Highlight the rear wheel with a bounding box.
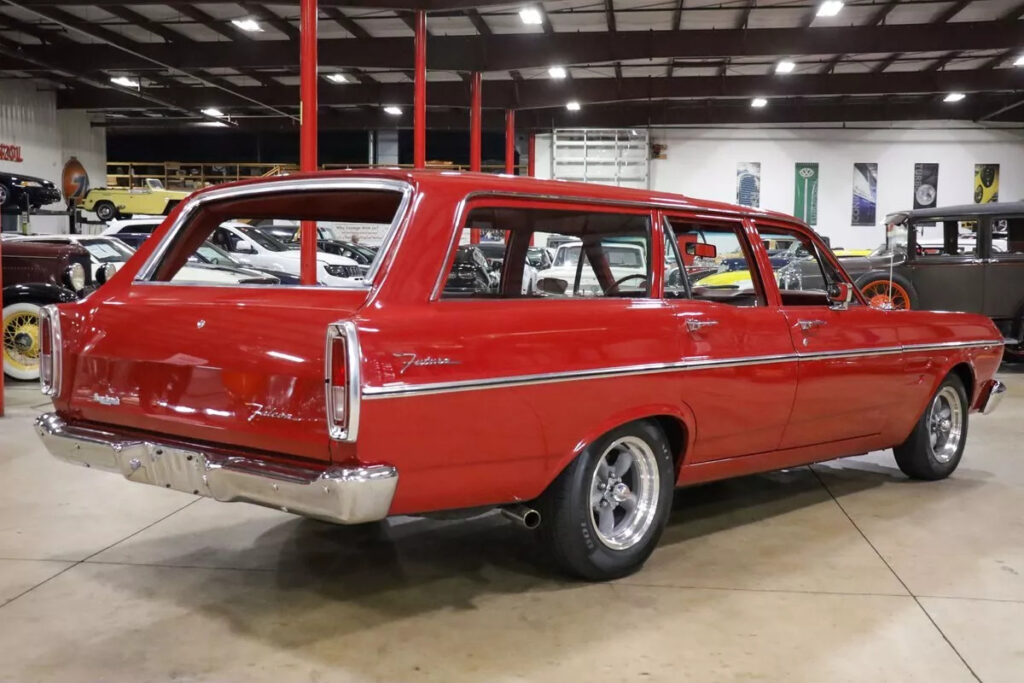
[894,374,968,480]
[93,200,118,222]
[2,302,43,381]
[536,420,675,580]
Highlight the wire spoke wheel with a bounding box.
[3,309,41,374]
[588,436,660,551]
[861,279,910,310]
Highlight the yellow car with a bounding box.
[81,178,190,221]
[694,269,756,288]
[833,248,873,257]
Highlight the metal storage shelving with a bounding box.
[551,129,650,189]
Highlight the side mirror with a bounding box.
[686,242,717,259]
[827,282,854,310]
[235,243,257,254]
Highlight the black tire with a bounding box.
[894,374,969,480]
[855,271,918,309]
[536,420,675,581]
[94,201,118,222]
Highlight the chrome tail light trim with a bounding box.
[325,320,362,442]
[38,305,62,397]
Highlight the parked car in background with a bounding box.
[34,170,1005,581]
[444,244,495,295]
[475,241,539,294]
[536,239,647,295]
[81,178,189,221]
[2,236,93,380]
[781,203,1024,361]
[253,223,376,274]
[13,235,127,284]
[0,170,62,213]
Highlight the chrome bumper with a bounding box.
[35,413,397,524]
[979,380,1007,415]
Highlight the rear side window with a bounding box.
[441,205,651,299]
[991,217,1024,257]
[139,188,403,287]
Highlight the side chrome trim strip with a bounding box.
[361,339,997,400]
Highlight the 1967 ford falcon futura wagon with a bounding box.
[35,171,1006,579]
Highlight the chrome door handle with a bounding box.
[798,319,827,331]
[685,318,719,333]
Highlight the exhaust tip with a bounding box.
[500,504,542,530]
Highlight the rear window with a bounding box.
[138,186,406,287]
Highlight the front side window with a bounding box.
[991,217,1024,257]
[911,218,979,258]
[671,218,764,307]
[441,205,651,299]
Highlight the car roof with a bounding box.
[186,169,800,225]
[887,201,1024,222]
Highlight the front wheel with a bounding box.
[2,301,43,380]
[894,374,968,480]
[536,420,675,580]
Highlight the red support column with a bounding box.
[299,0,318,286]
[469,72,482,172]
[504,109,515,175]
[527,133,536,177]
[414,10,427,169]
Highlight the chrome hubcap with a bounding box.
[589,436,660,550]
[928,386,964,463]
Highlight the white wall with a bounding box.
[0,80,106,233]
[535,125,1024,249]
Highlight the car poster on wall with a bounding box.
[974,164,999,203]
[851,162,878,226]
[913,163,938,209]
[793,162,818,226]
[736,162,761,208]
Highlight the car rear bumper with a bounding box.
[978,380,1007,415]
[35,413,397,524]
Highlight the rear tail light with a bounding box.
[325,322,361,441]
[39,305,62,397]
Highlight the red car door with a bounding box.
[753,219,904,449]
[661,214,798,464]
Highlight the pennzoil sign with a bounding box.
[0,143,24,162]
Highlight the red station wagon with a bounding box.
[34,171,1006,579]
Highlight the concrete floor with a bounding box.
[0,369,1022,683]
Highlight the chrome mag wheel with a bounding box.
[928,385,964,463]
[589,436,661,550]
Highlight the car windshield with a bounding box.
[193,242,240,266]
[555,244,644,268]
[233,224,291,252]
[82,239,134,263]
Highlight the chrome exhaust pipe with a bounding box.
[500,504,541,529]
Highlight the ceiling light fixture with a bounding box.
[384,105,403,116]
[519,7,543,25]
[201,107,225,118]
[944,92,966,103]
[566,100,581,111]
[816,1,844,17]
[231,18,264,32]
[548,65,567,79]
[751,97,768,108]
[325,73,349,84]
[109,76,139,88]
[1014,55,1024,66]
[775,60,796,74]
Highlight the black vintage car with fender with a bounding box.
[2,236,97,380]
[777,202,1024,361]
[0,170,62,213]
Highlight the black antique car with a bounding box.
[777,202,1024,360]
[2,236,95,379]
[0,170,62,214]
[444,245,496,295]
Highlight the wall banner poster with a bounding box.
[851,162,878,226]
[974,164,999,203]
[913,162,938,209]
[736,162,761,208]
[793,162,819,226]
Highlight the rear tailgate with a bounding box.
[58,285,368,461]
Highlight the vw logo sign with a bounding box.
[799,167,815,179]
